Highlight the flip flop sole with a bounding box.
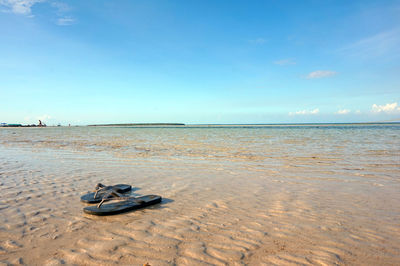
[83,195,162,216]
[80,184,132,203]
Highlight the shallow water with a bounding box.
[0,125,399,265]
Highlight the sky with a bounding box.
[1,0,399,125]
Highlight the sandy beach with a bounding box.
[0,125,399,265]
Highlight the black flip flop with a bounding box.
[83,195,162,216]
[80,183,132,203]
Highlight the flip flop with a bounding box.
[80,183,132,203]
[83,191,162,216]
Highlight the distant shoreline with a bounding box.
[1,122,399,128]
[88,123,186,127]
[0,124,46,128]
[89,122,399,127]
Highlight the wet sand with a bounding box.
[0,125,399,265]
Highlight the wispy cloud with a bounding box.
[249,38,267,45]
[306,70,337,79]
[0,0,75,26]
[0,0,44,15]
[339,29,400,59]
[371,102,400,113]
[335,109,350,115]
[274,58,296,66]
[24,114,52,124]
[51,1,70,13]
[38,114,51,121]
[57,16,75,26]
[52,2,75,26]
[289,108,319,116]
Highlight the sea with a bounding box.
[0,123,399,265]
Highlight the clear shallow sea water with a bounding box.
[0,124,399,265]
[1,124,399,163]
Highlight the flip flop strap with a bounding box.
[95,183,106,189]
[93,184,113,199]
[97,190,124,208]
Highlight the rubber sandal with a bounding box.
[80,183,132,203]
[83,191,162,215]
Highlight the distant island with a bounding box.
[88,123,185,127]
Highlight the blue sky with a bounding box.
[1,0,399,125]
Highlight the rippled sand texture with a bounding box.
[1,125,400,265]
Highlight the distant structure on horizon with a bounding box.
[0,120,47,127]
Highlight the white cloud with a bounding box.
[0,0,44,15]
[23,114,52,124]
[336,109,350,115]
[23,116,32,123]
[339,29,400,59]
[289,108,319,116]
[306,70,337,79]
[1,0,75,26]
[38,114,51,121]
[371,102,400,113]
[274,58,296,66]
[57,16,75,26]
[249,38,267,44]
[51,1,70,13]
